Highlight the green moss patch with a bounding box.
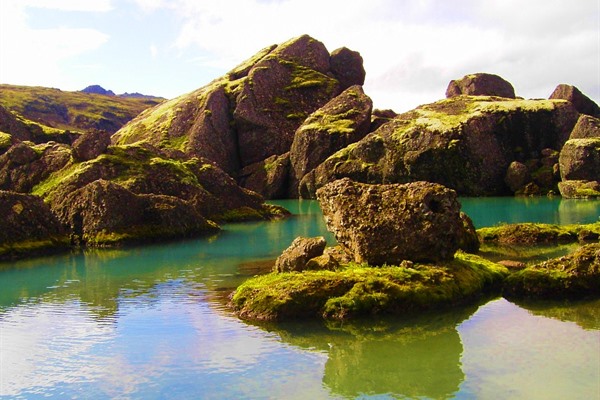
[477,222,600,244]
[231,251,508,321]
[0,237,71,260]
[504,243,600,299]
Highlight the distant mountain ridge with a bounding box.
[0,84,165,135]
[80,84,160,100]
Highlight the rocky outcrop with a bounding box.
[51,179,218,246]
[446,73,516,98]
[112,35,366,188]
[558,180,600,198]
[504,243,600,299]
[329,47,366,91]
[238,153,290,199]
[0,104,32,142]
[549,84,600,117]
[71,129,112,161]
[316,178,477,264]
[570,114,600,139]
[302,95,579,197]
[559,138,600,181]
[290,85,372,196]
[0,191,69,259]
[274,236,327,272]
[0,142,72,193]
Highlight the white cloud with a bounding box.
[147,0,599,112]
[18,0,113,12]
[150,43,158,58]
[0,0,109,88]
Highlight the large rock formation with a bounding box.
[0,142,72,193]
[316,178,477,264]
[51,179,218,246]
[290,85,373,196]
[71,129,112,161]
[0,191,69,259]
[446,73,516,98]
[302,95,579,197]
[549,84,600,117]
[112,35,366,191]
[238,153,290,199]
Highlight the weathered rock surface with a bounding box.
[559,138,600,181]
[569,114,600,139]
[113,35,365,178]
[446,73,516,98]
[316,178,476,264]
[504,243,600,299]
[504,161,532,192]
[71,129,112,161]
[558,180,600,198]
[329,47,366,91]
[238,153,290,199]
[290,85,372,195]
[0,104,32,142]
[0,190,69,258]
[0,142,72,193]
[274,236,327,272]
[302,95,579,197]
[51,179,218,246]
[549,84,600,117]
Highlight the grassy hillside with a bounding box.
[0,84,165,134]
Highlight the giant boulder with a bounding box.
[549,84,600,118]
[446,73,516,98]
[302,95,579,197]
[316,178,475,264]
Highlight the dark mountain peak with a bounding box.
[81,85,115,96]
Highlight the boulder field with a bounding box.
[1,34,599,259]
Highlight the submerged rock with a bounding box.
[274,236,327,272]
[446,73,516,98]
[316,178,477,264]
[0,191,69,259]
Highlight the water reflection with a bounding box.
[510,298,600,330]
[257,304,480,399]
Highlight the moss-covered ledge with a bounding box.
[477,222,600,244]
[230,252,508,321]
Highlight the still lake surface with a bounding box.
[1,197,599,399]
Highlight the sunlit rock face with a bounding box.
[316,178,476,264]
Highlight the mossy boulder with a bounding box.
[274,236,327,272]
[477,222,600,245]
[51,179,219,246]
[570,114,600,139]
[0,190,69,259]
[0,104,33,142]
[290,85,372,196]
[329,47,366,91]
[504,243,600,299]
[316,178,478,264]
[446,73,516,98]
[0,142,72,193]
[238,153,290,199]
[231,252,508,321]
[71,129,112,161]
[558,180,600,198]
[549,84,600,118]
[302,95,579,197]
[559,138,600,181]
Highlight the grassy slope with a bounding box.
[0,84,164,133]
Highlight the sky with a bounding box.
[0,0,598,113]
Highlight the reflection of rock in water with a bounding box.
[258,303,479,399]
[557,199,600,225]
[509,298,600,330]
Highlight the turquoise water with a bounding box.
[0,198,599,399]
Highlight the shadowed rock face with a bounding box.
[0,191,68,258]
[550,84,600,118]
[316,178,474,264]
[72,129,112,161]
[559,138,600,182]
[274,236,327,272]
[446,73,516,98]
